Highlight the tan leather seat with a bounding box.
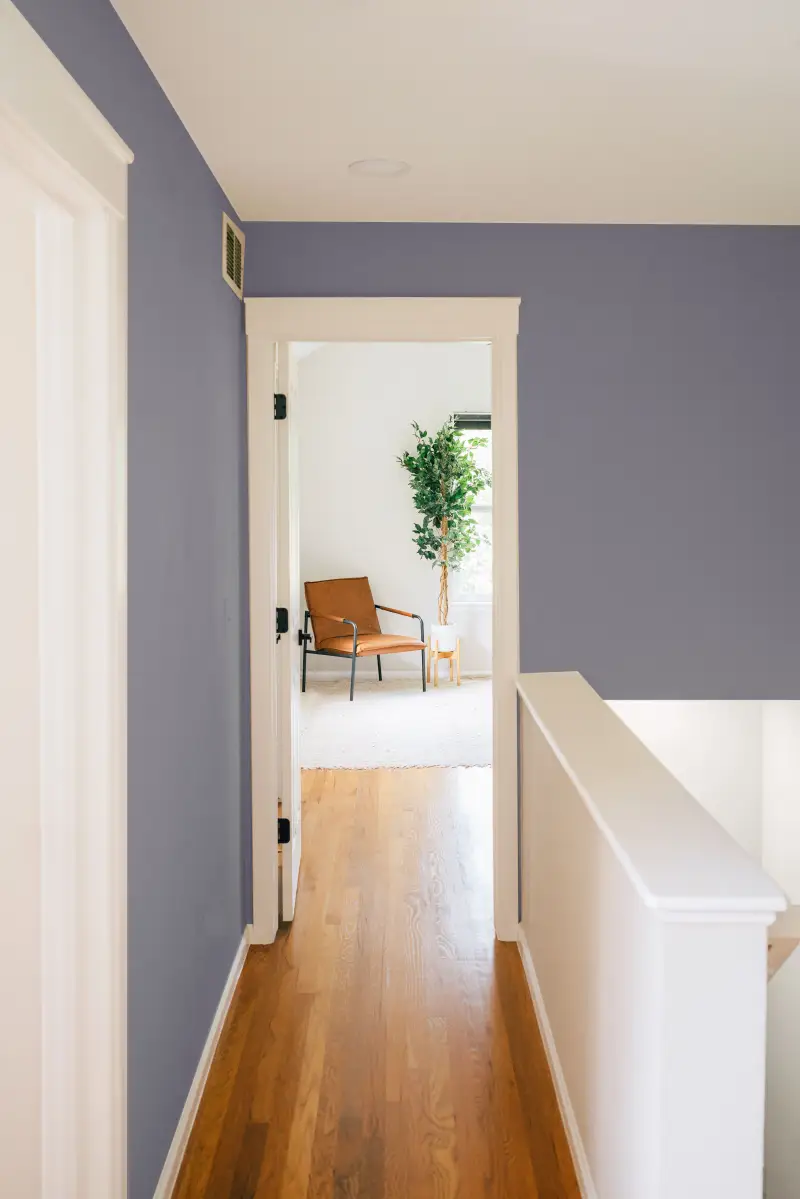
[305,576,381,646]
[319,632,426,656]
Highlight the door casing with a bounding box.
[0,3,131,1194]
[245,297,521,943]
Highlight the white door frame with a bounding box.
[0,4,131,1195]
[245,297,521,943]
[275,344,303,921]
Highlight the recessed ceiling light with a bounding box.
[348,158,411,178]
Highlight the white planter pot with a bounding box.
[430,624,458,652]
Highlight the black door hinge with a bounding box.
[298,629,312,646]
[277,817,291,845]
[274,393,287,420]
[276,607,289,640]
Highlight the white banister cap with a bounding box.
[518,671,787,920]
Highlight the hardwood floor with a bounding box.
[174,768,579,1198]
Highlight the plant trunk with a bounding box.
[439,516,449,625]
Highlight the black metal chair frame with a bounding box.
[301,605,426,701]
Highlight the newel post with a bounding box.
[651,907,777,1199]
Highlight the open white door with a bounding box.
[276,344,302,919]
[246,330,302,934]
[246,334,281,943]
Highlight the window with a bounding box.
[451,419,492,603]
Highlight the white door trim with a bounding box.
[245,297,521,942]
[246,333,281,945]
[0,3,131,1195]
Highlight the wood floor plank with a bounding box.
[173,952,272,1199]
[496,944,582,1199]
[229,1122,268,1199]
[174,768,580,1199]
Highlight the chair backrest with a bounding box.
[304,577,381,646]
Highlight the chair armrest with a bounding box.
[375,605,425,645]
[305,609,358,654]
[308,609,357,626]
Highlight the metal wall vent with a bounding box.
[453,412,491,431]
[222,212,245,299]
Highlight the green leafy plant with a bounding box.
[398,418,491,626]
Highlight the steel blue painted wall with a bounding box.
[244,222,800,700]
[11,2,250,1195]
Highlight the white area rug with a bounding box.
[300,676,492,768]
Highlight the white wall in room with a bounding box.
[762,702,800,1199]
[0,167,41,1197]
[766,949,800,1199]
[295,341,492,674]
[608,701,764,860]
[762,703,800,901]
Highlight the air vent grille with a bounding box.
[453,412,491,431]
[222,213,245,299]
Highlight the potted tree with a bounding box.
[399,417,490,654]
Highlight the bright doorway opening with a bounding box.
[293,341,493,770]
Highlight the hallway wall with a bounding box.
[11,2,250,1196]
[244,222,800,701]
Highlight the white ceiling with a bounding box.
[111,0,800,223]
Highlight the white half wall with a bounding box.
[519,674,783,1199]
[606,698,800,1199]
[295,341,492,674]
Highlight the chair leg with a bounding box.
[302,641,308,693]
[377,654,382,681]
[349,648,357,701]
[421,648,426,692]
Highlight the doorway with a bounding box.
[294,340,493,769]
[246,298,520,946]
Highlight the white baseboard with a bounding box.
[516,925,597,1199]
[153,926,251,1198]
